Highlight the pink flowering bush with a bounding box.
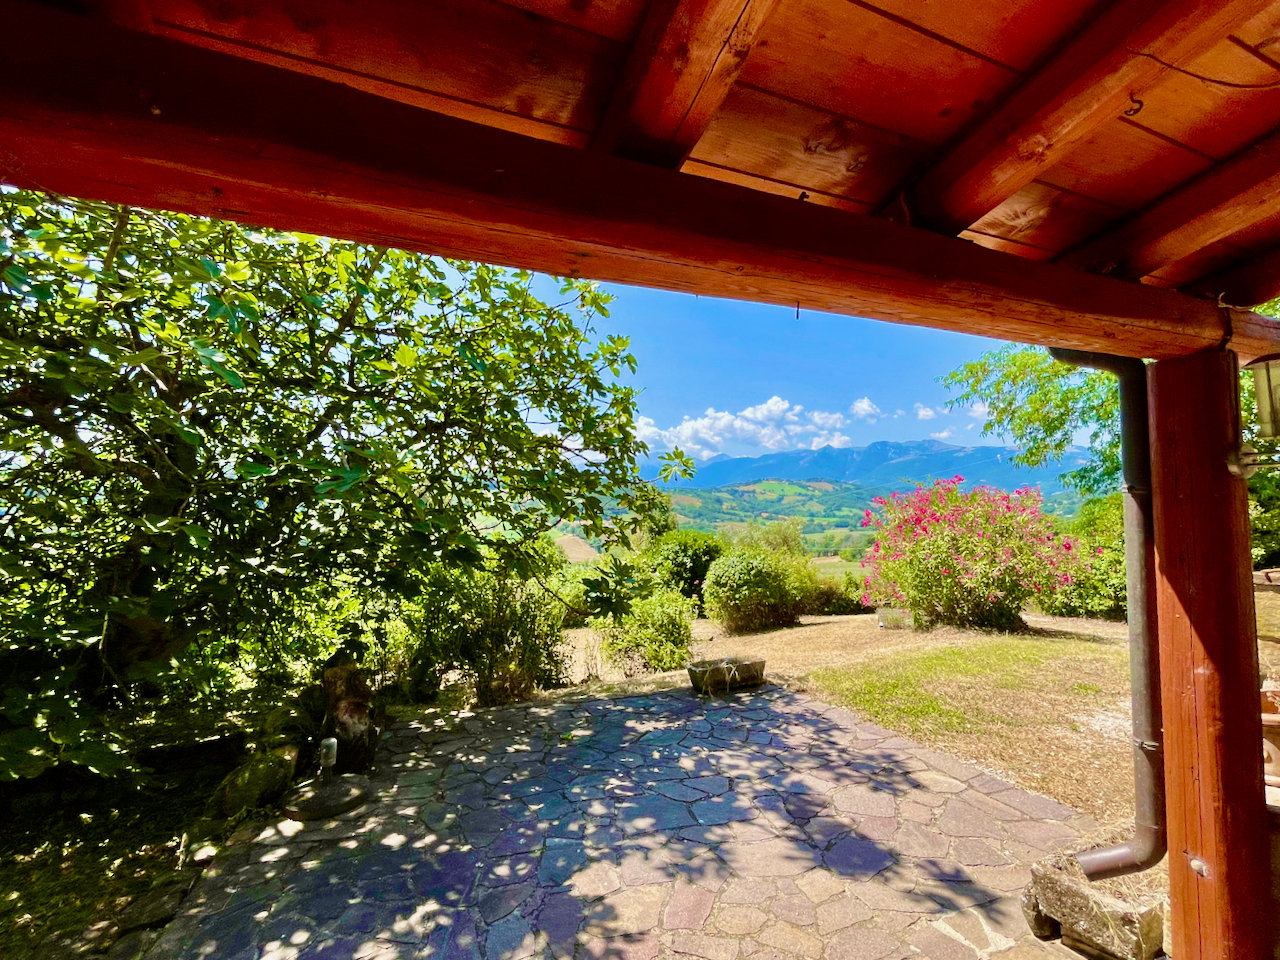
[860,477,1082,630]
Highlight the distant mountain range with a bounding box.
[645,440,1088,496]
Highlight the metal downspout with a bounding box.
[1049,348,1166,880]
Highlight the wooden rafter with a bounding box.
[907,0,1274,234]
[2,2,1277,363]
[594,0,778,166]
[1193,245,1280,307]
[1062,127,1280,281]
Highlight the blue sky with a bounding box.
[563,280,1012,462]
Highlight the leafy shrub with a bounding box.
[1040,494,1126,621]
[729,518,807,556]
[861,477,1082,630]
[644,529,724,609]
[402,564,566,706]
[704,549,812,633]
[597,589,695,675]
[808,572,875,615]
[549,563,595,629]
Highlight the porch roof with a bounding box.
[7,0,1280,357]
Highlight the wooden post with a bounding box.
[1148,349,1272,959]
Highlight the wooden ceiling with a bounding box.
[8,0,1280,357]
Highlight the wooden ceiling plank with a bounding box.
[1060,127,1280,280]
[3,2,1277,363]
[969,181,1121,254]
[1124,36,1280,159]
[137,0,625,145]
[908,0,1275,234]
[1192,245,1280,306]
[858,0,1100,72]
[593,0,779,166]
[687,85,931,208]
[739,0,1018,146]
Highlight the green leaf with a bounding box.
[457,342,487,373]
[190,340,245,388]
[394,343,417,368]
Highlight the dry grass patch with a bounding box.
[554,534,598,562]
[807,627,1134,821]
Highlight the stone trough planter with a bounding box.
[1022,855,1164,960]
[687,656,765,695]
[1264,691,1280,789]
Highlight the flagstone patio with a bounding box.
[147,686,1096,960]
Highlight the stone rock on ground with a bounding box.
[688,658,766,695]
[206,751,294,818]
[1022,856,1164,960]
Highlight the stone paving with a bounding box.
[148,686,1095,960]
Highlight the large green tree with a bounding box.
[0,189,684,776]
[942,339,1280,565]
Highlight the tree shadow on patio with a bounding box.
[153,686,1078,959]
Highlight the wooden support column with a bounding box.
[1148,349,1271,960]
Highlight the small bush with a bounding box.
[808,572,875,615]
[730,518,807,556]
[597,589,695,675]
[549,563,595,628]
[704,549,811,633]
[402,564,566,706]
[644,529,724,609]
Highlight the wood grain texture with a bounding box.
[144,0,625,145]
[1062,127,1280,281]
[688,85,930,208]
[737,0,1018,145]
[487,0,649,41]
[1148,350,1272,960]
[595,0,780,166]
[1126,36,1280,160]
[3,2,1279,363]
[857,0,1099,72]
[1037,117,1213,211]
[909,0,1275,233]
[1188,242,1280,306]
[968,181,1120,255]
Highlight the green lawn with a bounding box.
[810,558,861,579]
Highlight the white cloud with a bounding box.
[915,403,937,420]
[930,428,954,440]
[640,396,871,460]
[968,401,990,420]
[739,395,792,423]
[849,397,880,422]
[893,409,905,419]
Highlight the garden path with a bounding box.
[147,687,1094,960]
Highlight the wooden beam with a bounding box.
[908,0,1273,234]
[1191,245,1280,308]
[1061,128,1280,281]
[1148,349,1272,960]
[2,2,1278,362]
[593,0,778,166]
[120,0,627,148]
